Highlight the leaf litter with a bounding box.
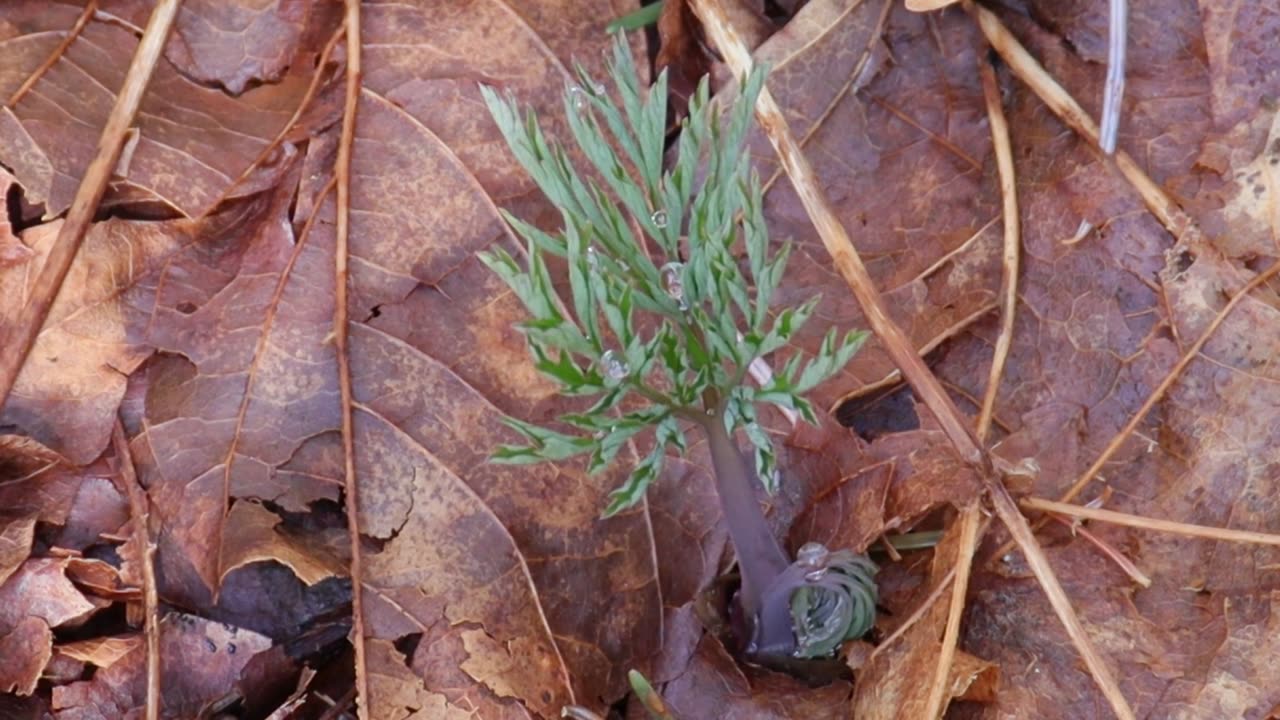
[0,0,1277,717]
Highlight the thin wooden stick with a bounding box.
[925,54,1023,719]
[1055,261,1280,506]
[112,420,160,720]
[690,3,1134,717]
[1025,497,1280,547]
[867,565,956,663]
[199,25,346,220]
[6,0,99,108]
[923,505,980,719]
[1044,510,1151,587]
[964,1,1193,241]
[0,0,182,412]
[987,483,1134,720]
[974,60,1020,442]
[334,2,369,717]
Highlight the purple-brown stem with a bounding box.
[700,407,791,648]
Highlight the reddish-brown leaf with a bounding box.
[51,613,271,718]
[657,634,852,719]
[0,1,314,218]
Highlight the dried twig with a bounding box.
[923,505,981,719]
[965,1,1193,241]
[925,54,1022,720]
[0,0,181,413]
[112,420,160,720]
[974,60,1020,444]
[867,565,956,663]
[689,3,1135,717]
[1025,497,1280,547]
[987,483,1134,720]
[5,0,98,108]
[334,2,369,717]
[1043,510,1151,587]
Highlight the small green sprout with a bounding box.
[479,35,875,660]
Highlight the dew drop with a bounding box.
[586,245,600,269]
[804,567,828,582]
[796,541,830,568]
[660,262,685,305]
[568,84,587,112]
[651,209,669,228]
[599,350,629,380]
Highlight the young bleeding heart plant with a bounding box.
[478,36,876,660]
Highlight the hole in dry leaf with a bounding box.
[176,302,198,315]
[92,200,185,223]
[1173,249,1195,275]
[392,632,423,662]
[1241,253,1274,274]
[835,384,920,440]
[5,180,44,233]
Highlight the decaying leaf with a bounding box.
[51,613,271,718]
[852,512,996,719]
[0,1,310,217]
[0,0,1278,716]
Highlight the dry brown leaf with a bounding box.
[0,618,52,696]
[0,557,98,696]
[0,168,34,269]
[167,0,314,95]
[0,218,179,465]
[0,515,36,586]
[0,0,1278,716]
[739,0,1003,413]
[0,1,311,217]
[927,2,1280,716]
[658,634,852,719]
[56,635,144,669]
[63,557,138,601]
[53,476,128,551]
[0,558,99,631]
[218,499,344,586]
[52,613,272,718]
[852,514,995,718]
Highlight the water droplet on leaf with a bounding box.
[599,350,629,380]
[796,541,830,568]
[586,245,600,269]
[568,84,587,112]
[651,209,668,228]
[660,262,685,306]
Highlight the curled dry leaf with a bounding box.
[0,557,98,695]
[0,515,36,587]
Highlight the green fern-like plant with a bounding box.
[479,35,876,660]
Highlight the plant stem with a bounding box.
[701,411,789,624]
